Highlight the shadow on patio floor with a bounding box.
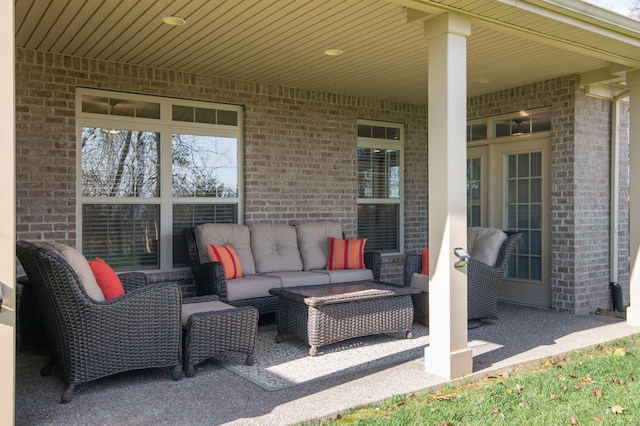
[15,303,640,425]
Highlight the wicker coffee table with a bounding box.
[269,282,420,356]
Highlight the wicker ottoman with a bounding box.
[182,298,259,377]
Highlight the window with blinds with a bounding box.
[77,89,243,271]
[357,120,404,254]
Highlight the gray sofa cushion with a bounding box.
[467,227,507,267]
[35,241,106,302]
[410,273,429,292]
[311,268,373,283]
[194,223,256,276]
[295,221,343,271]
[225,275,282,301]
[263,271,331,287]
[250,223,303,273]
[181,300,234,327]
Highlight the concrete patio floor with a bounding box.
[15,302,640,425]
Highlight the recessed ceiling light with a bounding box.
[324,49,344,56]
[162,16,186,26]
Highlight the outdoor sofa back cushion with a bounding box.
[295,221,343,271]
[249,223,303,274]
[34,241,106,301]
[194,223,256,276]
[467,227,507,267]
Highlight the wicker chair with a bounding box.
[404,231,522,328]
[181,227,383,314]
[16,241,183,403]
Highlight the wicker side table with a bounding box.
[269,282,420,356]
[182,297,259,377]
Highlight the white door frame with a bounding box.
[468,136,551,307]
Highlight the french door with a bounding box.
[467,137,551,307]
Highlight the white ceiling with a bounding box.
[14,0,640,105]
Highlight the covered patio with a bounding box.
[4,1,640,423]
[15,303,639,424]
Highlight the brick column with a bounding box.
[424,12,473,379]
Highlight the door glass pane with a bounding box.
[517,179,529,203]
[505,152,543,281]
[467,157,482,227]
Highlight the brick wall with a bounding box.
[15,49,628,312]
[572,92,613,314]
[14,48,427,291]
[468,75,627,314]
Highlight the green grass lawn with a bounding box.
[302,334,640,426]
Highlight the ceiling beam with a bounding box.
[579,66,629,87]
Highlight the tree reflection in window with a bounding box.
[81,128,159,197]
[171,134,238,198]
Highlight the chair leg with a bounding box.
[61,383,74,404]
[245,353,255,366]
[40,357,54,377]
[185,365,196,378]
[171,364,183,381]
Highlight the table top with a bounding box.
[268,282,420,307]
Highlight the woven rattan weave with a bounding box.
[403,231,522,327]
[16,241,183,403]
[269,282,420,356]
[182,297,259,377]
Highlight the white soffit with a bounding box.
[15,0,640,104]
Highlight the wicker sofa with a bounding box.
[183,222,382,314]
[404,228,522,327]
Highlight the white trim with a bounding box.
[357,119,405,255]
[75,88,244,272]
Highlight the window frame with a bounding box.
[467,107,551,144]
[76,88,244,272]
[356,119,404,255]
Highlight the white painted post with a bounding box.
[0,0,16,423]
[625,70,640,326]
[424,12,473,379]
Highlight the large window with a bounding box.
[357,120,403,254]
[77,89,242,271]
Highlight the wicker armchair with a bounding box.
[404,231,522,327]
[181,227,383,314]
[16,241,183,403]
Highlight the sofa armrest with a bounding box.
[364,251,381,283]
[182,227,201,267]
[403,253,422,287]
[191,261,230,301]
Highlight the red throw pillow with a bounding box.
[88,257,125,300]
[326,237,367,270]
[420,248,429,275]
[206,244,243,279]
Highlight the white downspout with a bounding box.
[610,89,629,311]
